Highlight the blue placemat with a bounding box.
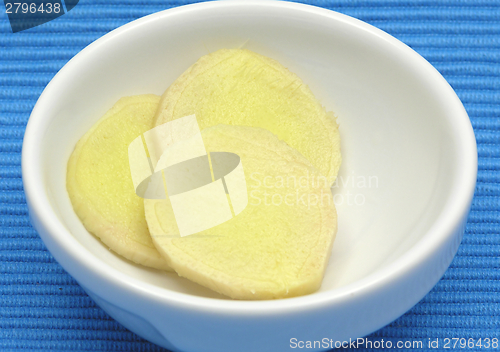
[1,0,499,351]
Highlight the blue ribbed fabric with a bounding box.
[1,1,499,351]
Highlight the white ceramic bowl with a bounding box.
[22,1,477,351]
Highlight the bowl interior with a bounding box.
[35,3,461,299]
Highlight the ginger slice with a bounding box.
[145,125,337,299]
[154,48,341,184]
[67,95,171,271]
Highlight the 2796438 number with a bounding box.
[5,2,61,14]
[444,338,499,349]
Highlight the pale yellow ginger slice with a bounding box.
[145,125,337,299]
[67,95,171,271]
[155,48,341,184]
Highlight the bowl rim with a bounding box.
[22,0,477,315]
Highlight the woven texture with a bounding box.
[1,1,499,351]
